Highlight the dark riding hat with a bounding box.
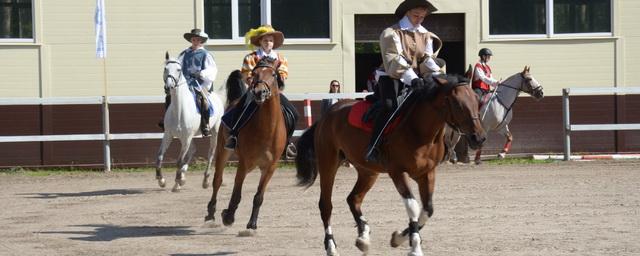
[395,0,438,19]
[478,48,493,57]
[183,28,209,43]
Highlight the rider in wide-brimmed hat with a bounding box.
[364,0,444,163]
[159,28,217,136]
[222,24,298,150]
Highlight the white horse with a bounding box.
[444,66,543,164]
[155,52,225,192]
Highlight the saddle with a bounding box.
[348,100,402,134]
[221,92,297,139]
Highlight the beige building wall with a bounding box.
[621,0,640,89]
[0,0,636,98]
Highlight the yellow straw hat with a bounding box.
[244,25,285,50]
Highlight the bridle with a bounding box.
[250,62,278,101]
[164,60,183,90]
[498,72,543,95]
[440,83,480,135]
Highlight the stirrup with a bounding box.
[201,127,211,137]
[224,135,237,150]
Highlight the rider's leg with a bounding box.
[158,94,171,130]
[198,89,211,136]
[279,93,300,157]
[365,76,398,163]
[224,93,251,150]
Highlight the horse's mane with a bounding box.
[225,70,246,105]
[413,74,469,102]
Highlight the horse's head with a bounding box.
[432,75,486,150]
[249,57,279,104]
[163,51,183,91]
[520,66,544,100]
[498,66,545,101]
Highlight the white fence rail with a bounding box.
[0,93,371,170]
[562,87,640,160]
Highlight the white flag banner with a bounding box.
[95,0,107,58]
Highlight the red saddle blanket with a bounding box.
[348,101,401,134]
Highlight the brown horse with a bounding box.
[204,58,287,236]
[295,75,486,255]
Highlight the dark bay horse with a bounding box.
[295,75,486,255]
[204,58,288,236]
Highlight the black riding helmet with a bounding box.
[478,48,493,57]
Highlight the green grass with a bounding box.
[0,160,298,177]
[484,157,557,165]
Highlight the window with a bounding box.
[489,0,611,37]
[0,0,33,39]
[204,0,330,42]
[554,0,611,34]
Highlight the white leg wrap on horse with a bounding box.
[408,233,424,256]
[325,226,339,256]
[404,198,421,222]
[355,216,371,253]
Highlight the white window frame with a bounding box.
[206,0,331,44]
[487,0,613,39]
[0,0,35,43]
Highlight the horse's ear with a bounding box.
[527,66,531,72]
[523,66,528,73]
[165,51,170,61]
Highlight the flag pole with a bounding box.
[96,0,111,172]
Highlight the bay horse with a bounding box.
[204,58,287,236]
[155,52,225,192]
[295,75,486,256]
[444,66,543,164]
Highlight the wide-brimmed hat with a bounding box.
[183,28,209,43]
[245,25,285,49]
[394,0,438,19]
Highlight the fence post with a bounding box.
[563,88,571,161]
[103,96,111,172]
[304,99,313,127]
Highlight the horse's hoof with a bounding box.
[178,179,186,186]
[390,230,408,248]
[355,237,370,253]
[498,152,506,159]
[171,184,181,192]
[202,219,223,229]
[221,209,235,226]
[238,229,257,237]
[474,160,482,165]
[157,178,166,188]
[202,180,210,189]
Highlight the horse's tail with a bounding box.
[295,122,318,188]
[225,69,246,105]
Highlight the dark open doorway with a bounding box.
[354,13,466,92]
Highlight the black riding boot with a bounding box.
[198,92,211,136]
[224,93,252,150]
[158,94,171,130]
[364,109,391,163]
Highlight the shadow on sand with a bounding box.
[40,224,198,241]
[17,188,154,199]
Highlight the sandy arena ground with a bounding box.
[0,160,639,256]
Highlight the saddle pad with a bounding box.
[348,101,400,134]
